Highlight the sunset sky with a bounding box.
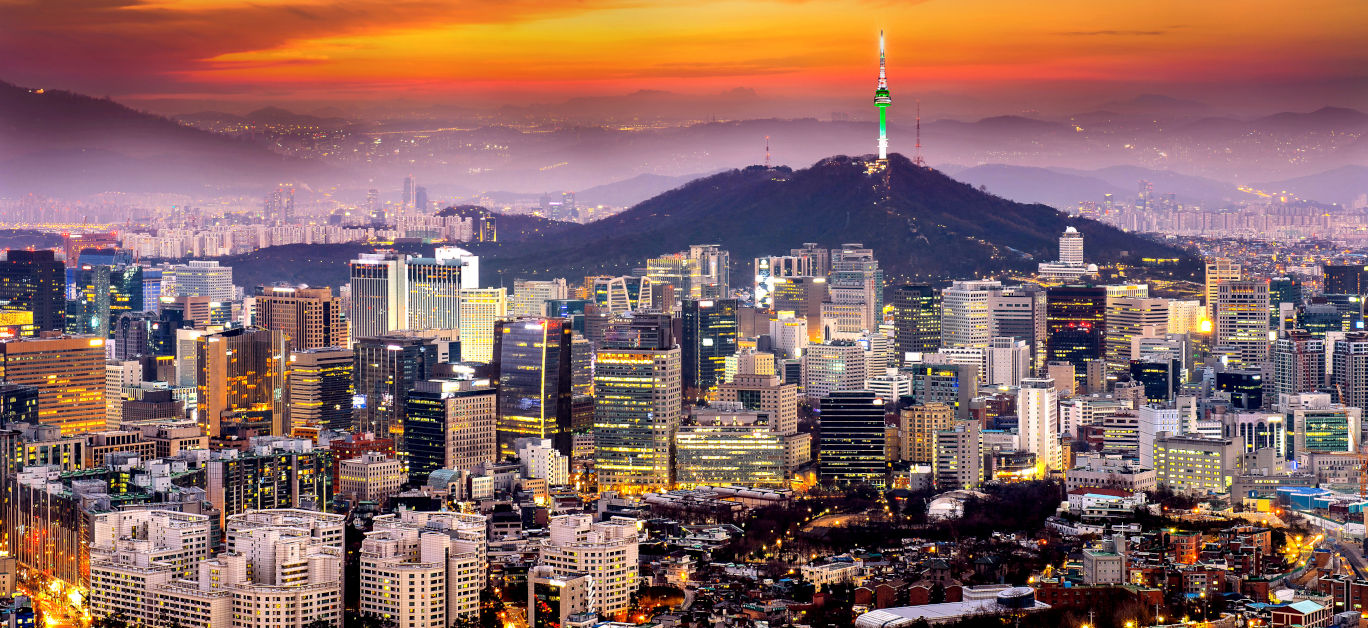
[1,0,1364,115]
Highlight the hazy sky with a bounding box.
[2,0,1365,116]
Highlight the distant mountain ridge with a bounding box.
[0,80,333,195]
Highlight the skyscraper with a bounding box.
[1018,378,1062,473]
[1324,264,1368,297]
[196,326,289,437]
[402,175,416,208]
[594,315,681,491]
[681,298,739,392]
[818,390,886,487]
[891,285,940,363]
[688,244,730,299]
[254,286,346,350]
[165,260,235,302]
[1204,258,1242,322]
[406,256,463,330]
[287,347,355,432]
[1215,280,1271,366]
[828,244,883,333]
[1332,332,1368,411]
[458,287,507,362]
[0,335,106,435]
[941,280,1002,349]
[493,318,574,457]
[1271,330,1325,399]
[1104,297,1170,372]
[349,251,408,341]
[873,30,891,160]
[0,250,65,331]
[65,263,110,335]
[405,378,497,485]
[1045,286,1107,385]
[353,333,440,439]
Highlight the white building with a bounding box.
[539,515,639,616]
[984,337,1030,387]
[940,280,1002,349]
[517,437,571,487]
[801,341,867,401]
[338,451,407,504]
[1018,378,1061,472]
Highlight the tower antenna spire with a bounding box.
[765,135,771,169]
[874,29,891,161]
[913,99,925,167]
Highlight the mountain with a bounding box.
[951,164,1127,209]
[435,205,576,241]
[952,164,1240,209]
[223,154,1197,290]
[1253,106,1368,133]
[574,172,711,207]
[1255,166,1368,206]
[0,81,334,195]
[477,153,1198,284]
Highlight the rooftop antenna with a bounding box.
[913,99,926,167]
[764,136,771,169]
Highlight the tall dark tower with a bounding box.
[875,30,891,161]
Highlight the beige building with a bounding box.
[716,373,799,435]
[338,451,407,505]
[900,402,953,463]
[253,286,347,350]
[539,515,639,616]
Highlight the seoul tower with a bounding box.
[874,30,891,161]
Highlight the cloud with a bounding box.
[1056,29,1170,36]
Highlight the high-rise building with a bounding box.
[1204,258,1242,322]
[688,244,729,298]
[0,250,65,331]
[909,363,978,419]
[406,256,464,330]
[353,333,440,439]
[985,337,1031,387]
[404,378,498,485]
[1045,286,1107,385]
[828,244,883,333]
[254,286,346,350]
[900,402,953,464]
[717,373,799,435]
[674,407,786,488]
[433,246,480,290]
[0,335,106,435]
[360,513,486,628]
[164,260,234,302]
[338,451,406,506]
[457,287,507,362]
[941,280,1002,349]
[65,263,110,335]
[1272,330,1326,399]
[539,515,638,616]
[801,341,867,402]
[196,326,289,437]
[818,390,886,487]
[1104,297,1169,371]
[891,285,940,363]
[989,285,1047,368]
[287,347,354,432]
[112,311,155,359]
[1154,434,1239,495]
[681,298,739,392]
[1332,332,1368,411]
[493,318,574,456]
[402,175,416,208]
[933,420,983,490]
[1324,264,1368,297]
[528,566,592,628]
[593,316,681,491]
[512,279,570,317]
[1215,280,1271,366]
[771,276,827,341]
[349,251,408,341]
[206,439,333,522]
[1018,378,1062,473]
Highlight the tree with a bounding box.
[92,613,130,628]
[304,620,333,628]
